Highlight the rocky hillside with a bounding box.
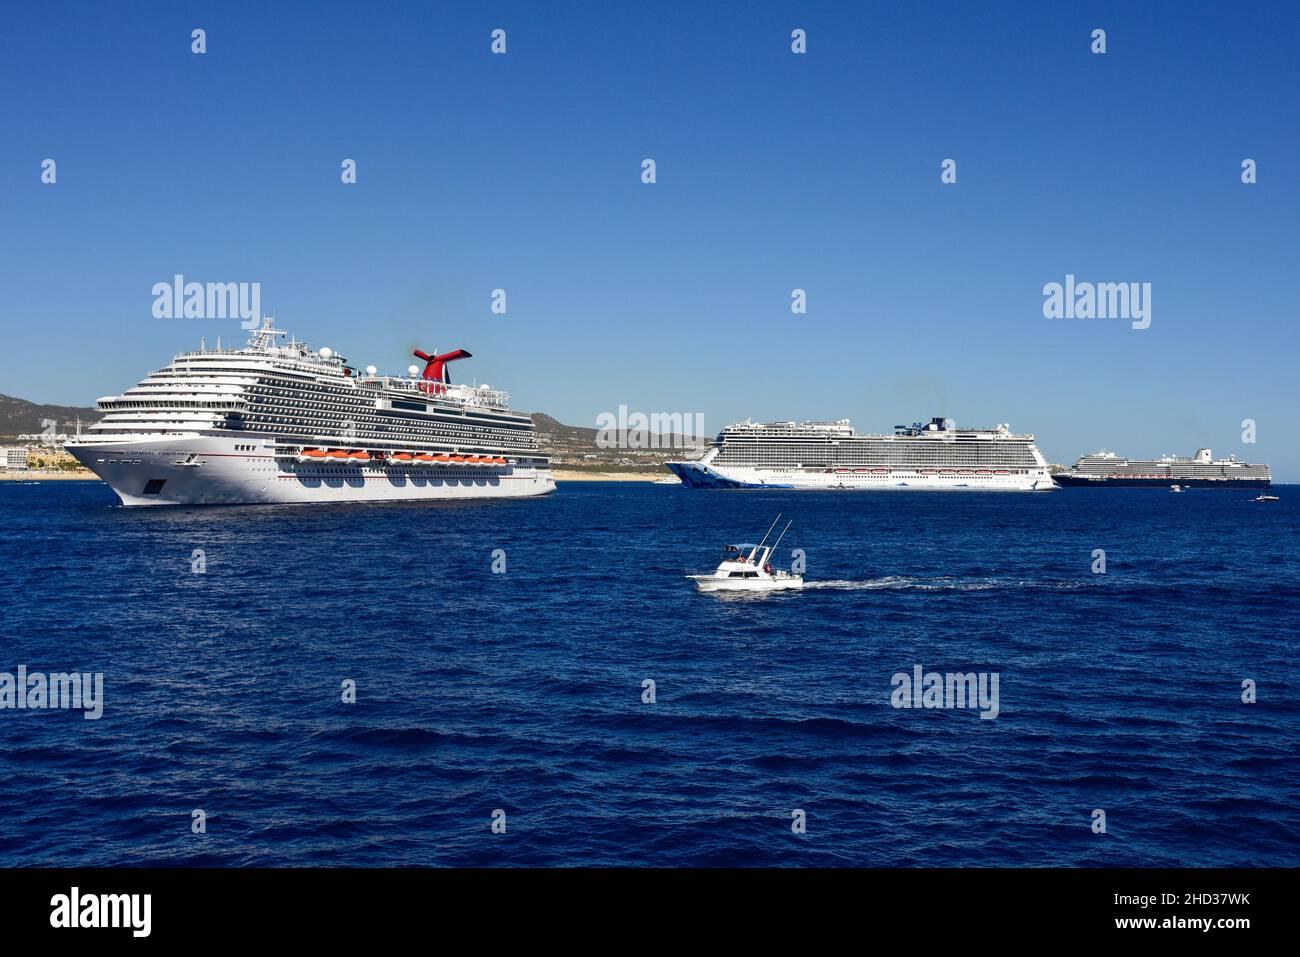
[0,394,99,438]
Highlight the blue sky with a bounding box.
[2,1,1296,475]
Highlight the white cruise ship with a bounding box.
[666,417,1056,491]
[1054,448,1271,488]
[67,319,555,506]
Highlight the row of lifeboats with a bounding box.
[296,448,509,467]
[828,467,1013,475]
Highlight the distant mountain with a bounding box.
[530,412,706,445]
[529,412,599,444]
[528,411,708,465]
[0,394,99,438]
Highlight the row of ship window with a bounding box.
[96,417,538,452]
[105,400,239,408]
[245,411,531,436]
[238,421,538,450]
[718,458,1038,466]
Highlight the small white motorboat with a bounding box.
[689,515,804,593]
[1254,493,1279,502]
[1170,484,1184,492]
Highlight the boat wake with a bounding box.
[803,575,1088,592]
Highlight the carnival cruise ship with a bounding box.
[67,319,555,506]
[666,417,1056,491]
[1053,448,1271,488]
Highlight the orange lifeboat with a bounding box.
[492,457,507,466]
[392,452,414,464]
[326,449,351,462]
[433,454,451,465]
[349,451,370,462]
[413,453,435,465]
[298,448,328,463]
[450,455,466,463]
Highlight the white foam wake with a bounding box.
[802,575,1086,592]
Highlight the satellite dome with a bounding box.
[365,365,377,376]
[319,347,333,360]
[407,364,420,377]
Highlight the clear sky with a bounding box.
[2,1,1296,476]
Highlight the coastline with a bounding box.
[0,471,98,481]
[552,470,663,482]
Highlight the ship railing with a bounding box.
[272,439,538,457]
[98,399,248,413]
[357,376,510,408]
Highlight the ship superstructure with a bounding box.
[666,417,1056,491]
[67,319,554,505]
[1054,448,1270,488]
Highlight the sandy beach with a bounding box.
[552,470,662,482]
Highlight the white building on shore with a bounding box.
[3,447,30,471]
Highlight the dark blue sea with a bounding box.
[1,481,1297,867]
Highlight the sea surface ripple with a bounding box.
[1,481,1297,866]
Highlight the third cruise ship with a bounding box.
[1053,448,1271,488]
[666,417,1056,491]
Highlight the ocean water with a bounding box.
[0,480,1297,867]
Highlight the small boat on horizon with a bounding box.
[1254,493,1279,502]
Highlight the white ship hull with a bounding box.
[691,574,804,592]
[69,435,555,507]
[667,461,1056,491]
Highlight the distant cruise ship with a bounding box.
[666,417,1057,491]
[67,319,555,506]
[1054,448,1270,488]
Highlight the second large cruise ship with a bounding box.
[666,417,1056,491]
[67,318,555,506]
